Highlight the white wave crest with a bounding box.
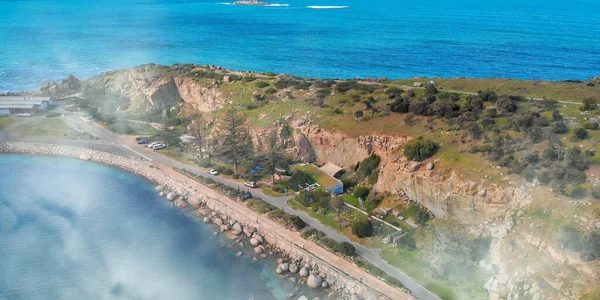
[266,3,290,6]
[307,5,349,9]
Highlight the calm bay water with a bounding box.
[0,155,322,300]
[1,0,599,92]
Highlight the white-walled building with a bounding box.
[0,96,54,116]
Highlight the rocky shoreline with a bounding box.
[0,142,397,300]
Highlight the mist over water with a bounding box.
[0,155,319,300]
[1,0,600,92]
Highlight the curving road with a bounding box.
[0,113,439,300]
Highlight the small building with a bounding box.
[0,96,53,116]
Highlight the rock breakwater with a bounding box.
[0,142,400,300]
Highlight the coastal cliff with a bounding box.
[33,65,600,299]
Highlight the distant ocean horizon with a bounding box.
[1,0,599,92]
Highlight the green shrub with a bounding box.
[353,186,370,200]
[301,227,325,240]
[295,81,312,90]
[404,203,430,225]
[198,158,213,168]
[573,127,589,140]
[551,121,569,134]
[232,174,240,179]
[404,137,439,161]
[368,170,379,184]
[583,122,599,130]
[332,241,356,256]
[319,237,337,249]
[289,170,316,190]
[263,72,277,76]
[265,88,277,95]
[275,79,299,89]
[357,154,381,178]
[385,87,403,95]
[255,81,270,88]
[228,74,242,81]
[45,112,61,118]
[242,76,256,82]
[286,214,306,230]
[342,177,357,191]
[560,225,582,252]
[223,168,234,175]
[316,88,331,99]
[313,80,335,89]
[351,213,374,238]
[581,232,600,261]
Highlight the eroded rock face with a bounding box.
[39,64,227,116]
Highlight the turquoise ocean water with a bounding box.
[0,0,599,92]
[0,155,325,300]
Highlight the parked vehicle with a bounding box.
[137,138,148,144]
[152,144,166,150]
[207,169,219,175]
[242,192,252,200]
[135,136,148,141]
[148,142,161,148]
[243,181,257,188]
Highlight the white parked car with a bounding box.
[148,142,160,148]
[152,144,166,150]
[207,169,218,175]
[243,181,257,188]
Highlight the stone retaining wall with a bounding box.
[0,142,395,300]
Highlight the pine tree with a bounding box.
[219,109,252,174]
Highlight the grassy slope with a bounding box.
[9,118,70,137]
[389,78,599,102]
[0,117,19,131]
[295,164,340,187]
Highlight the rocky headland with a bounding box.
[32,63,600,299]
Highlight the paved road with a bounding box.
[0,114,439,300]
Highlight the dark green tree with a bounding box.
[404,137,439,161]
[351,211,374,238]
[218,108,252,174]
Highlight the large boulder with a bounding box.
[250,238,259,246]
[203,217,211,223]
[289,263,299,273]
[307,274,323,289]
[232,223,243,232]
[299,267,309,277]
[297,296,308,300]
[254,247,263,254]
[155,185,164,191]
[214,218,223,226]
[166,192,178,201]
[280,262,289,272]
[253,234,264,245]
